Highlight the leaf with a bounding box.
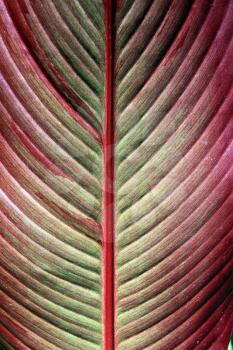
[0,0,103,349]
[115,1,233,349]
[0,1,233,350]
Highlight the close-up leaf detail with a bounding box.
[0,1,232,349]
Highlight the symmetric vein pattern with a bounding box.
[0,1,233,350]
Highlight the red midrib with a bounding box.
[103,1,115,350]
